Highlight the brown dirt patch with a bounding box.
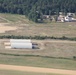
[0,23,17,33]
[0,64,76,75]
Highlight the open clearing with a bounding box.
[0,13,76,75]
[0,13,76,37]
[3,22,76,37]
[0,39,76,58]
[0,64,76,75]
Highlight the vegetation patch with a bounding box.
[0,52,72,60]
[0,54,76,70]
[0,0,76,22]
[0,35,76,41]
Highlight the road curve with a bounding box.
[0,64,76,75]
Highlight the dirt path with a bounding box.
[0,64,76,75]
[0,16,11,23]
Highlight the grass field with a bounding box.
[2,22,76,37]
[0,13,33,24]
[0,54,76,70]
[0,70,66,75]
[0,39,76,59]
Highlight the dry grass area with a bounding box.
[4,22,76,38]
[0,13,76,37]
[0,39,76,59]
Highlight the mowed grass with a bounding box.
[0,54,76,70]
[0,70,65,75]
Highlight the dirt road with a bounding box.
[0,64,76,75]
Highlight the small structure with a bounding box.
[57,15,65,22]
[57,13,76,22]
[5,46,11,49]
[42,15,50,19]
[65,15,72,22]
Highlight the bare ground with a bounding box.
[0,64,76,75]
[0,23,18,33]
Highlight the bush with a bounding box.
[73,56,76,60]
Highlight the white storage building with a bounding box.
[10,39,31,43]
[11,43,32,49]
[9,39,33,49]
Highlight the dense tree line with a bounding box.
[0,0,76,22]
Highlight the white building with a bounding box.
[10,39,31,43]
[11,43,32,49]
[10,39,32,49]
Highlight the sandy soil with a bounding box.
[0,64,76,75]
[0,23,17,33]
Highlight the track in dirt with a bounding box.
[0,64,76,75]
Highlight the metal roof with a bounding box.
[11,43,32,49]
[10,39,31,43]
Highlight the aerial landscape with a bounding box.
[0,0,76,75]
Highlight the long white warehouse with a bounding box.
[11,43,32,49]
[10,39,31,43]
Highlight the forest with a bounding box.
[0,0,76,22]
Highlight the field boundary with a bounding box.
[0,52,74,60]
[0,35,76,41]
